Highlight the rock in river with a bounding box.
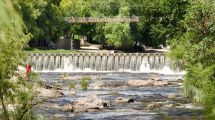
[72,95,109,113]
[127,80,154,86]
[127,79,168,86]
[114,97,134,104]
[36,87,62,98]
[153,80,168,86]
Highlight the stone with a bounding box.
[152,78,160,81]
[61,90,76,96]
[177,104,204,110]
[114,97,134,104]
[46,85,62,90]
[59,75,79,80]
[127,80,154,86]
[50,104,61,109]
[59,75,76,80]
[72,95,109,113]
[153,80,168,86]
[62,104,73,112]
[168,94,176,99]
[89,82,104,89]
[145,102,163,110]
[36,87,61,98]
[177,83,183,86]
[59,75,65,80]
[59,75,97,81]
[90,81,127,89]
[161,104,174,110]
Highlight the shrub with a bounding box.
[69,81,76,89]
[0,1,38,119]
[169,0,215,118]
[80,76,91,91]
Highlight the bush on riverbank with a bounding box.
[170,0,215,119]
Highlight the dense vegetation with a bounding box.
[0,0,214,119]
[170,0,215,119]
[0,0,37,119]
[16,0,189,50]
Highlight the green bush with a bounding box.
[69,81,76,89]
[80,76,91,91]
[82,76,92,81]
[0,1,37,119]
[169,0,215,119]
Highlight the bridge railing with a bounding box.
[64,16,139,23]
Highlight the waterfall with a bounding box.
[29,53,184,74]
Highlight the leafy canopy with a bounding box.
[0,0,37,119]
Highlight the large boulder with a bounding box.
[153,80,168,86]
[90,81,125,89]
[127,80,154,86]
[127,79,168,87]
[72,95,109,113]
[36,87,62,98]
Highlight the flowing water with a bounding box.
[28,53,184,74]
[29,53,202,120]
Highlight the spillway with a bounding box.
[28,53,184,74]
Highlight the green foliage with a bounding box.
[169,0,215,118]
[104,23,134,49]
[0,0,37,119]
[18,0,65,46]
[60,0,95,39]
[58,0,190,49]
[37,80,45,88]
[60,0,134,50]
[69,81,76,89]
[5,0,190,50]
[101,1,134,49]
[2,0,190,50]
[131,0,189,48]
[162,114,171,120]
[82,76,92,81]
[80,76,91,91]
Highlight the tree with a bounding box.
[130,0,189,48]
[103,0,134,50]
[60,0,96,41]
[104,23,134,49]
[169,0,215,118]
[18,0,65,47]
[0,0,37,119]
[60,0,135,50]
